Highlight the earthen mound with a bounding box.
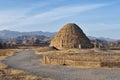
[50,23,91,49]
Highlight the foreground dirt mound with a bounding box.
[50,23,92,49]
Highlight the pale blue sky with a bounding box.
[0,0,120,39]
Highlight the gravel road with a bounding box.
[3,50,120,80]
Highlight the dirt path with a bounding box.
[3,50,120,80]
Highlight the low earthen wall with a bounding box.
[42,56,101,67]
[42,55,120,68]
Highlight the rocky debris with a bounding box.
[50,23,92,49]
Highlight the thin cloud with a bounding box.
[82,23,120,31]
[0,3,107,29]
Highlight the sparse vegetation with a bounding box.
[36,49,120,68]
[0,49,52,80]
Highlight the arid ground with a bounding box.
[0,49,51,80]
[3,50,120,80]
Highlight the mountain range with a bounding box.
[0,30,56,40]
[0,30,117,42]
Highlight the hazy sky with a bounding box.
[0,0,120,39]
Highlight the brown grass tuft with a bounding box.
[0,49,52,80]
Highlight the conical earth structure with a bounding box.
[50,23,92,49]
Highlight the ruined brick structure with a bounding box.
[50,23,92,49]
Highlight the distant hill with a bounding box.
[11,35,51,46]
[0,30,118,42]
[97,37,116,42]
[88,36,117,42]
[0,30,21,40]
[89,36,108,46]
[0,30,56,40]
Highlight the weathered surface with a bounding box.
[42,49,120,68]
[50,23,91,49]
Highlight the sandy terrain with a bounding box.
[3,50,120,80]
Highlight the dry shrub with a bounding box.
[0,49,52,80]
[0,69,45,80]
[0,49,20,57]
[0,62,7,69]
